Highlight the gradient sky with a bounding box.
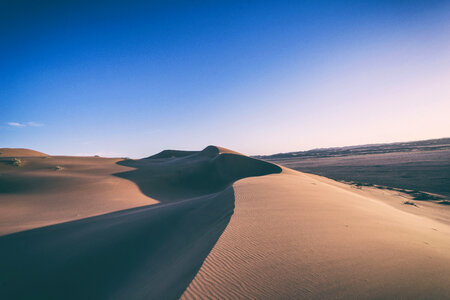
[1,0,449,157]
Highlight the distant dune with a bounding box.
[255,137,450,159]
[0,148,48,157]
[1,146,450,299]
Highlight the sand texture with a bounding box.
[1,146,450,299]
[0,148,48,157]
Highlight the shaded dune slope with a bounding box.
[0,146,281,299]
[116,145,280,201]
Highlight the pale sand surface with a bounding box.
[1,147,450,299]
[310,173,450,226]
[0,155,155,235]
[182,169,450,299]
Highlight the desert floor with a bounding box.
[1,146,450,299]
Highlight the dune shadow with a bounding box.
[0,188,235,300]
[0,146,281,299]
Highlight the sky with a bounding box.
[1,0,449,157]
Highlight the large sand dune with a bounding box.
[183,169,450,299]
[1,146,450,299]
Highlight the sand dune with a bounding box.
[0,146,280,299]
[1,146,450,299]
[0,148,48,157]
[0,155,154,234]
[183,168,450,299]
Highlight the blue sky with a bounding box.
[1,0,449,157]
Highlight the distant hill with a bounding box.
[254,138,450,159]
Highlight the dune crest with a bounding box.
[115,145,281,201]
[146,145,242,159]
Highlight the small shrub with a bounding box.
[12,158,22,167]
[403,201,418,207]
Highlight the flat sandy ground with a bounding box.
[262,146,450,200]
[1,147,450,299]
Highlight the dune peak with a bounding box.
[117,146,282,201]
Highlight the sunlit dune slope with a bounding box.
[0,154,153,234]
[0,148,48,157]
[183,167,450,299]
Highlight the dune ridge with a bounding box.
[115,145,280,201]
[146,145,242,160]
